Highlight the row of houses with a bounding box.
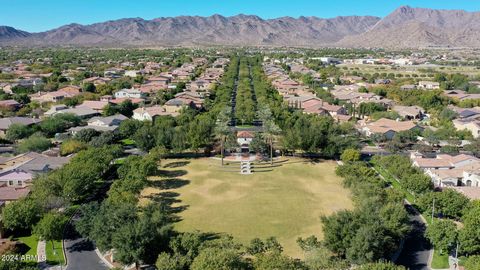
[0,152,71,202]
[264,63,351,121]
[411,152,480,199]
[132,60,228,121]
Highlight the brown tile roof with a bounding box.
[366,118,418,134]
[0,186,30,201]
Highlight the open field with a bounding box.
[338,63,480,77]
[141,157,352,258]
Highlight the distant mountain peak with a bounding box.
[1,6,480,48]
[0,26,31,40]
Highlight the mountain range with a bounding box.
[1,6,480,48]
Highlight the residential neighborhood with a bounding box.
[1,2,480,270]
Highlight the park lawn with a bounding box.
[142,157,352,258]
[45,240,65,265]
[431,250,449,269]
[15,235,38,262]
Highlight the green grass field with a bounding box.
[431,250,449,269]
[142,157,352,258]
[15,235,37,259]
[45,240,65,265]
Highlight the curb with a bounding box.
[95,248,115,269]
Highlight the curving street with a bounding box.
[64,223,108,270]
[396,204,432,270]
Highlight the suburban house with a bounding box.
[114,88,146,99]
[0,186,30,203]
[418,81,440,90]
[0,100,21,111]
[0,117,41,137]
[30,85,81,103]
[299,98,348,118]
[187,79,211,92]
[173,92,204,108]
[411,152,480,187]
[360,118,422,140]
[133,106,179,121]
[68,114,127,134]
[104,68,125,78]
[80,100,109,112]
[444,90,480,101]
[392,105,425,120]
[83,76,111,86]
[139,76,171,93]
[0,152,70,188]
[453,112,480,138]
[109,98,145,106]
[164,99,195,113]
[46,105,100,119]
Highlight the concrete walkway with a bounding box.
[37,240,46,263]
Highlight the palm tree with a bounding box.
[264,120,281,165]
[257,105,281,165]
[215,106,232,166]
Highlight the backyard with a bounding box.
[141,157,352,258]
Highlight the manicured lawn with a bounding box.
[431,250,449,269]
[15,235,38,262]
[45,240,65,265]
[142,157,352,258]
[114,158,126,165]
[121,138,136,146]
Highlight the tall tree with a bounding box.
[33,212,68,251]
[214,106,231,166]
[258,105,281,165]
[426,219,458,255]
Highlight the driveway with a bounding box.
[64,223,108,270]
[396,204,432,270]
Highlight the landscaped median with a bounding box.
[370,156,451,269]
[370,159,416,203]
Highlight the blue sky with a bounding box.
[1,0,480,32]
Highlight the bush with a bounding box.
[464,255,480,270]
[17,134,52,153]
[341,148,361,163]
[5,124,33,141]
[60,139,88,156]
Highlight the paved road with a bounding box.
[64,223,108,270]
[396,204,432,270]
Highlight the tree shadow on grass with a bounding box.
[149,178,190,190]
[144,191,189,222]
[164,161,190,168]
[158,169,188,178]
[15,242,32,255]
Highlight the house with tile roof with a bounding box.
[361,118,422,140]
